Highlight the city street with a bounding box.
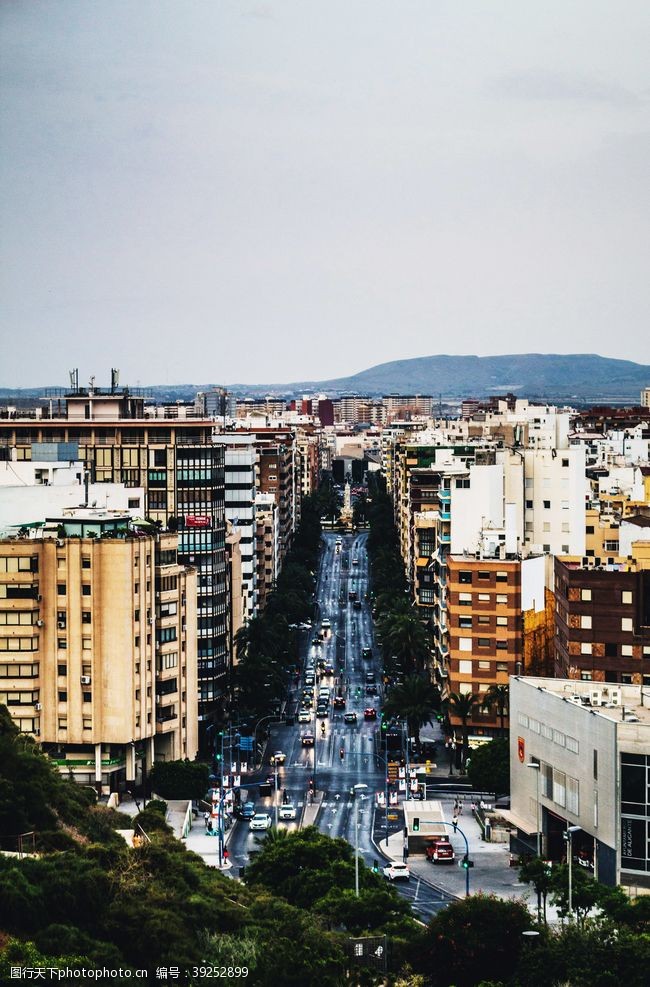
[224,530,455,918]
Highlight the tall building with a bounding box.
[0,384,228,746]
[0,511,197,792]
[213,434,258,621]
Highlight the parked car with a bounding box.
[270,751,286,765]
[298,708,312,723]
[250,813,272,831]
[343,711,358,724]
[426,838,455,863]
[302,733,315,746]
[383,862,410,881]
[279,803,297,821]
[364,708,377,720]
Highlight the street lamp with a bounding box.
[353,783,368,897]
[526,762,541,858]
[565,825,581,918]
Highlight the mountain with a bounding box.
[2,354,649,403]
[273,353,650,401]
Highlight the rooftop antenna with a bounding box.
[111,368,120,392]
[69,369,79,391]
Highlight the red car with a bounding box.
[363,707,377,720]
[426,838,455,864]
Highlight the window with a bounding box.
[581,642,592,655]
[496,571,508,583]
[459,660,472,674]
[459,592,472,606]
[525,500,533,509]
[478,571,490,581]
[459,616,472,628]
[478,660,490,669]
[605,642,617,657]
[82,557,91,569]
[562,458,569,467]
[561,501,569,511]
[477,615,490,624]
[581,589,592,602]
[567,777,579,815]
[82,585,91,596]
[496,594,507,604]
[58,690,67,702]
[477,637,490,647]
[459,638,472,652]
[496,616,508,626]
[553,769,566,808]
[586,525,595,535]
[581,615,592,629]
[57,638,67,650]
[543,522,551,532]
[593,749,598,780]
[57,583,66,596]
[57,664,66,676]
[82,691,92,702]
[478,593,490,602]
[543,500,551,509]
[459,571,472,584]
[621,644,633,657]
[496,641,507,650]
[621,617,633,632]
[622,591,633,605]
[82,612,92,624]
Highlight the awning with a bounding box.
[495,808,538,835]
[416,557,429,567]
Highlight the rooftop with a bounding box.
[515,677,650,726]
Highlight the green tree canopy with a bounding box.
[149,759,209,801]
[466,738,510,797]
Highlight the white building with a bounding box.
[507,676,650,889]
[213,435,258,620]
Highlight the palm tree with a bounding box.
[483,684,509,737]
[447,691,481,769]
[377,611,430,673]
[383,676,441,747]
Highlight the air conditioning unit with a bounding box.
[35,702,42,711]
[36,619,44,627]
[57,621,66,629]
[80,676,91,685]
[590,689,603,707]
[156,694,162,703]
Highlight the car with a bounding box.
[302,733,315,746]
[333,696,345,709]
[353,600,362,611]
[352,558,359,566]
[250,813,272,831]
[311,637,321,647]
[270,751,286,765]
[365,684,377,695]
[362,647,372,660]
[298,709,312,723]
[383,862,410,881]
[348,591,357,602]
[365,671,375,683]
[364,707,377,720]
[302,687,314,698]
[234,801,256,820]
[316,706,329,718]
[425,838,455,863]
[304,675,315,687]
[324,664,334,675]
[343,711,358,724]
[321,618,331,630]
[279,803,297,821]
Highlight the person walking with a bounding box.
[452,814,458,833]
[204,811,210,832]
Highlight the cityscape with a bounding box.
[1,381,650,984]
[2,3,649,986]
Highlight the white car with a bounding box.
[279,803,297,821]
[298,709,312,723]
[383,862,410,881]
[250,813,272,831]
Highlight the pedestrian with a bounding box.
[204,811,210,831]
[452,814,458,833]
[457,799,463,816]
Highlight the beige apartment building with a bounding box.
[0,511,197,792]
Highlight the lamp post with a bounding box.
[565,825,581,919]
[353,783,368,897]
[527,762,541,857]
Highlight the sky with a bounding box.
[1,1,649,387]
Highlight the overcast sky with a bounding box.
[1,1,649,387]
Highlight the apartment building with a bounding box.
[225,521,244,662]
[255,493,279,611]
[445,555,544,737]
[213,434,258,621]
[0,511,197,792]
[0,386,228,743]
[508,676,650,888]
[382,394,434,422]
[554,541,650,685]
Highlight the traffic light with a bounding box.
[412,817,420,832]
[372,860,379,874]
[461,854,474,869]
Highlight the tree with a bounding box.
[518,856,553,924]
[383,676,440,746]
[419,893,533,987]
[378,611,430,674]
[482,683,509,736]
[549,863,605,927]
[466,738,510,797]
[149,759,209,801]
[447,692,481,767]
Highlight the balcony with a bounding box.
[438,488,450,502]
